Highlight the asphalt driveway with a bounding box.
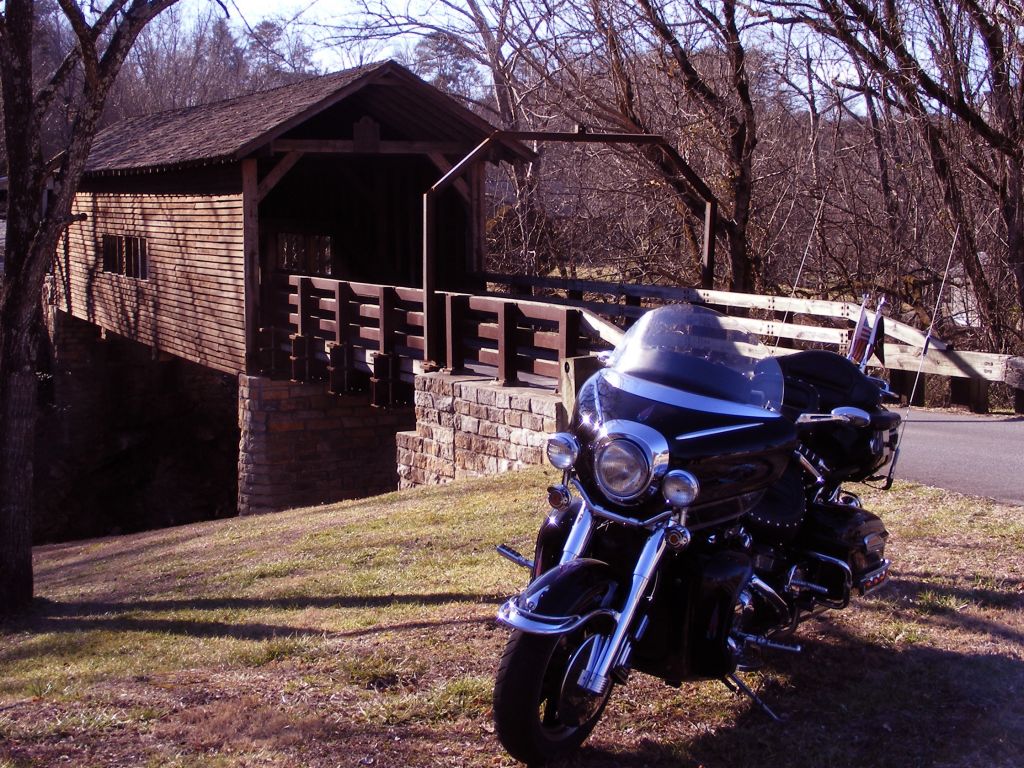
[893,408,1024,505]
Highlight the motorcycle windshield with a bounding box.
[607,304,784,412]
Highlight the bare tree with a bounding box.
[107,7,321,121]
[109,7,249,116]
[1,0,189,615]
[762,0,1024,349]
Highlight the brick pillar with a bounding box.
[453,381,559,481]
[396,372,487,489]
[238,375,414,515]
[397,372,561,489]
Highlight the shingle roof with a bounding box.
[85,60,522,174]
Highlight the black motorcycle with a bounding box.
[492,303,900,764]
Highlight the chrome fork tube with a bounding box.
[559,505,595,565]
[577,527,667,695]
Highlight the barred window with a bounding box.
[276,232,333,276]
[102,234,148,279]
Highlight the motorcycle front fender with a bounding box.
[497,557,618,637]
[531,499,582,579]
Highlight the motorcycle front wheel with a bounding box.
[492,582,616,765]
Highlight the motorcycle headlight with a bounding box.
[594,438,650,502]
[662,469,700,507]
[546,433,579,470]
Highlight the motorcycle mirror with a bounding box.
[831,406,871,428]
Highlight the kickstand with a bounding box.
[721,673,782,722]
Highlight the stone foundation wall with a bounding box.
[238,375,414,515]
[396,372,563,489]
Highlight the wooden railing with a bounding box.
[258,273,611,403]
[483,272,1024,411]
[260,271,1023,411]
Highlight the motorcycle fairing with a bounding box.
[573,369,797,516]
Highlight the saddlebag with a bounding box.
[794,502,890,596]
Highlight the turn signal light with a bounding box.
[547,484,572,511]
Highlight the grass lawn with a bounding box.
[2,467,1022,767]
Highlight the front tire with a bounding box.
[492,581,616,765]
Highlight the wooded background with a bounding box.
[7,0,1023,361]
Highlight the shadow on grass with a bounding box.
[33,529,216,578]
[0,592,507,647]
[864,575,1024,645]
[550,619,1024,768]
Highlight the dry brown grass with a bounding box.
[1,470,1021,767]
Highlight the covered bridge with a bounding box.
[54,59,530,375]
[45,61,545,525]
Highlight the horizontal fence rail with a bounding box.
[481,272,1024,391]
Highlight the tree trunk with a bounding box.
[0,299,40,613]
[0,0,184,616]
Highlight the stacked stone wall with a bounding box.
[397,372,563,489]
[238,376,414,515]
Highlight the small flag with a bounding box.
[848,296,887,370]
[848,296,871,365]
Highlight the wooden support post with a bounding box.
[370,352,393,407]
[470,163,485,275]
[241,158,261,372]
[1006,358,1024,414]
[296,277,312,337]
[326,343,348,395]
[560,355,604,429]
[378,285,396,355]
[838,328,852,358]
[289,277,314,382]
[256,326,274,376]
[446,293,468,372]
[950,377,990,414]
[422,194,440,369]
[557,308,581,368]
[327,282,354,394]
[889,369,925,406]
[701,199,717,290]
[497,301,517,386]
[290,333,309,383]
[334,282,352,346]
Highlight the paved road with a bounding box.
[893,408,1024,505]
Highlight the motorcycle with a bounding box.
[492,303,900,764]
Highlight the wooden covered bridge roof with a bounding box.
[85,60,530,175]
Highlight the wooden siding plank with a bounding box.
[60,190,248,373]
[62,258,245,287]
[58,289,246,331]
